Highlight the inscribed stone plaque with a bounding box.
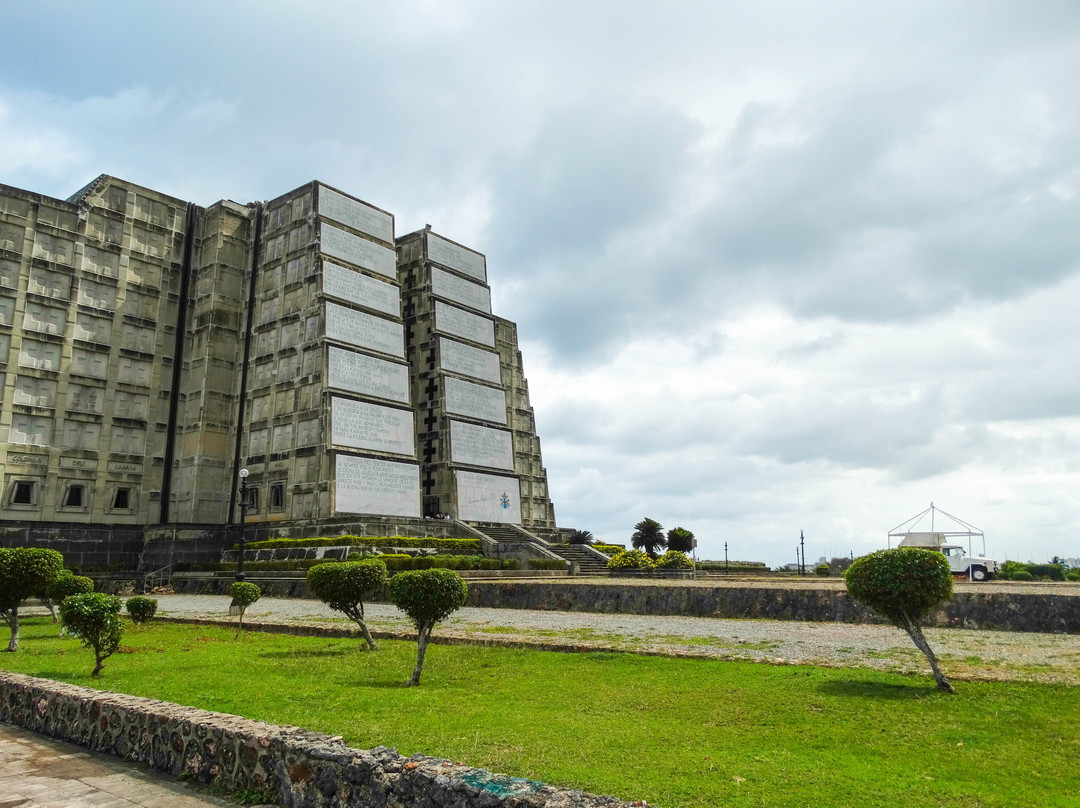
[320,223,396,279]
[428,233,486,282]
[450,420,514,471]
[455,470,521,523]
[325,301,404,358]
[328,346,410,404]
[322,260,400,316]
[439,337,501,384]
[431,267,491,313]
[335,454,421,518]
[318,186,394,244]
[331,397,415,457]
[434,301,495,347]
[444,376,507,425]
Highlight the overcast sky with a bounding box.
[3,1,1078,566]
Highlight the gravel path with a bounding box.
[151,594,1080,686]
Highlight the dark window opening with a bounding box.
[12,481,34,505]
[246,487,259,513]
[113,488,130,509]
[64,485,85,508]
[270,482,285,509]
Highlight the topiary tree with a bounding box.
[655,550,693,570]
[606,549,655,571]
[59,592,123,677]
[815,563,831,577]
[567,529,594,545]
[0,547,64,651]
[229,581,261,635]
[389,568,468,686]
[306,560,387,650]
[44,570,94,623]
[666,527,695,553]
[125,596,158,624]
[631,518,666,559]
[845,548,955,693]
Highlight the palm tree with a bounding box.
[667,527,695,553]
[631,518,666,558]
[567,529,594,545]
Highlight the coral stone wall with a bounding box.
[0,672,637,808]
[464,582,1080,633]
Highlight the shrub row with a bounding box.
[528,558,569,570]
[695,561,768,571]
[235,535,482,552]
[376,554,513,571]
[591,544,625,555]
[998,560,1080,582]
[181,555,520,573]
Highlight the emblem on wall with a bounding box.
[500,492,511,509]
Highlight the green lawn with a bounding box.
[2,617,1077,808]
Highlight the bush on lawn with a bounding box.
[389,568,468,686]
[815,563,831,577]
[0,547,65,651]
[229,582,261,634]
[44,570,94,623]
[126,596,158,624]
[306,560,387,650]
[845,548,955,693]
[59,593,123,677]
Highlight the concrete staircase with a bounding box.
[475,523,537,544]
[547,543,610,575]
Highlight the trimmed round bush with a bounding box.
[845,548,955,692]
[607,549,655,571]
[0,547,65,651]
[125,596,158,624]
[655,550,693,570]
[389,568,469,686]
[815,563,831,577]
[46,570,94,603]
[59,592,123,676]
[307,560,387,649]
[229,581,262,633]
[1012,570,1034,581]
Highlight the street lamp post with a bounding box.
[236,468,251,582]
[724,541,728,571]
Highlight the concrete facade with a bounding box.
[0,175,557,551]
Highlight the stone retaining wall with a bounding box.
[465,582,1080,634]
[0,672,637,808]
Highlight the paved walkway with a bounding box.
[0,723,241,808]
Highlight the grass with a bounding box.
[2,616,1079,808]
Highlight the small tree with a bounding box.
[666,527,695,553]
[44,570,94,623]
[567,529,594,545]
[229,581,261,635]
[125,596,158,624]
[0,547,64,651]
[306,560,387,650]
[631,518,666,559]
[389,568,468,686]
[59,593,123,677]
[845,548,955,693]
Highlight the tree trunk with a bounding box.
[92,650,104,677]
[900,611,955,694]
[406,624,432,687]
[45,600,57,624]
[356,619,378,651]
[5,608,19,652]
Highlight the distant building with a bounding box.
[0,175,557,565]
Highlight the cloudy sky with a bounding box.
[3,1,1078,566]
